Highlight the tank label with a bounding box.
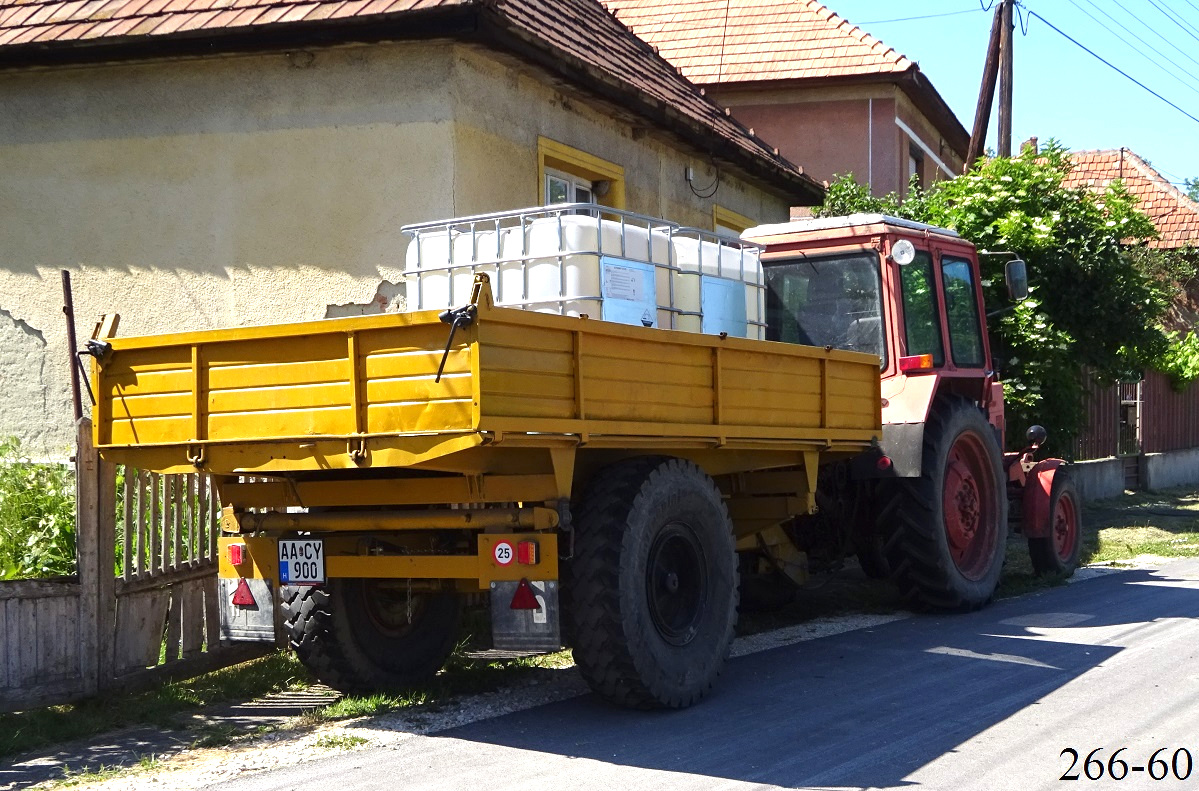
[600,256,658,328]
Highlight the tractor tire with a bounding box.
[567,456,738,709]
[855,534,891,580]
[281,579,460,694]
[878,398,1008,611]
[1028,470,1083,577]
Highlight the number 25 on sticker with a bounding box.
[493,541,514,566]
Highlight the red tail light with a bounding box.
[227,542,247,566]
[899,354,935,372]
[517,540,539,565]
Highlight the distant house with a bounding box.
[1064,148,1199,251]
[603,0,970,203]
[1064,147,1199,332]
[0,0,823,453]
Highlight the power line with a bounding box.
[857,8,982,25]
[1157,0,1199,36]
[1096,0,1199,73]
[1021,8,1199,126]
[1069,0,1199,97]
[1148,0,1199,44]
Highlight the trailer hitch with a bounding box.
[435,304,477,383]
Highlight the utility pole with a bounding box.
[998,0,1014,157]
[966,2,1005,167]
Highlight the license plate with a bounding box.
[278,539,325,585]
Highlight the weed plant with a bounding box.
[0,437,77,579]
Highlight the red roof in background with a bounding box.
[602,0,911,84]
[1065,149,1199,250]
[0,0,825,203]
[0,0,462,48]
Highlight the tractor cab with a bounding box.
[745,214,1011,462]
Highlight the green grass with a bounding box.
[314,733,368,750]
[0,651,310,760]
[53,754,163,788]
[301,648,574,724]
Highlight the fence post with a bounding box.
[75,418,117,694]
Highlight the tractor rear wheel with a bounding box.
[1028,470,1082,576]
[281,579,460,693]
[567,456,738,709]
[879,398,1007,610]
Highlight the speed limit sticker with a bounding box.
[493,541,514,566]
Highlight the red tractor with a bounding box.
[744,214,1082,610]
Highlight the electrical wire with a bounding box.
[1081,0,1199,87]
[1021,8,1199,125]
[1147,0,1199,44]
[1096,0,1199,72]
[856,8,982,25]
[1067,0,1199,97]
[1155,0,1199,37]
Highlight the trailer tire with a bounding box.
[567,456,738,709]
[1028,470,1082,577]
[281,580,460,693]
[879,398,1007,611]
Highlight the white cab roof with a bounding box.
[744,213,959,239]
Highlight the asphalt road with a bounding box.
[220,559,1199,791]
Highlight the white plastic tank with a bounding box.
[401,206,762,337]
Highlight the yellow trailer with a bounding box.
[90,210,881,709]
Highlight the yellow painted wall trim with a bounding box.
[537,136,626,209]
[713,205,756,234]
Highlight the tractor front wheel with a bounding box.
[1028,470,1083,576]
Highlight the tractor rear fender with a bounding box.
[865,373,941,479]
[1021,459,1065,539]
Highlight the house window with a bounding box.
[537,137,625,209]
[545,168,594,205]
[713,205,756,238]
[908,143,925,189]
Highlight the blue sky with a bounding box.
[835,1,1199,188]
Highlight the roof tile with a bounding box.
[1065,148,1199,249]
[602,0,912,84]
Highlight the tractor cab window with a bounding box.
[899,251,945,366]
[764,252,886,366]
[941,256,985,367]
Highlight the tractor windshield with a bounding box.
[764,252,886,366]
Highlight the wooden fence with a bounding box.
[1074,370,1199,461]
[0,419,266,713]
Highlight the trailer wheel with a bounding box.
[281,579,460,693]
[567,456,738,709]
[1028,471,1082,576]
[880,398,1007,610]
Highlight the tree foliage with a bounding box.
[1185,177,1199,202]
[816,141,1170,447]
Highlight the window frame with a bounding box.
[939,254,987,369]
[713,205,756,238]
[536,137,625,209]
[897,249,945,367]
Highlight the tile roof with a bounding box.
[1065,149,1199,250]
[0,0,825,203]
[601,0,912,84]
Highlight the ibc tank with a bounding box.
[401,205,762,337]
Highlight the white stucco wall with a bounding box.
[0,40,791,455]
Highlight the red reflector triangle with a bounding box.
[231,578,256,607]
[509,578,540,610]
